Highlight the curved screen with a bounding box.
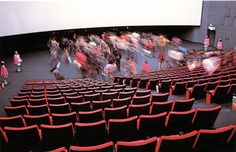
[0,0,202,37]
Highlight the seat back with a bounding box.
[0,115,26,128]
[65,95,83,103]
[156,130,198,152]
[159,80,172,92]
[113,97,132,107]
[138,112,167,138]
[151,93,169,102]
[4,105,28,116]
[150,101,173,114]
[24,114,52,125]
[10,98,29,107]
[47,96,65,104]
[41,123,74,151]
[104,106,127,121]
[132,95,150,105]
[75,120,109,146]
[49,103,71,114]
[108,116,138,142]
[172,98,195,112]
[4,125,41,151]
[84,93,101,102]
[172,82,187,95]
[52,112,78,125]
[192,83,207,99]
[70,141,113,152]
[78,109,103,123]
[27,104,49,115]
[138,78,149,89]
[119,91,135,99]
[128,103,151,117]
[135,90,151,96]
[71,101,91,112]
[192,106,221,130]
[115,137,157,152]
[92,99,112,110]
[102,92,119,101]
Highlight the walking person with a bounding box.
[1,61,9,86]
[216,38,223,50]
[13,51,22,72]
[203,35,210,51]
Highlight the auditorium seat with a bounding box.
[150,101,173,114]
[123,87,137,92]
[186,83,207,99]
[28,98,47,105]
[204,81,219,91]
[75,120,110,146]
[113,97,132,107]
[151,93,169,102]
[71,102,91,112]
[192,105,221,130]
[47,96,65,104]
[0,115,26,128]
[158,80,172,93]
[92,99,112,110]
[156,130,198,152]
[108,116,138,142]
[165,109,195,135]
[10,98,29,107]
[84,93,101,102]
[147,79,159,90]
[4,125,41,151]
[49,103,71,114]
[132,95,150,105]
[70,141,113,152]
[169,81,187,95]
[135,90,151,96]
[115,137,157,152]
[128,103,151,117]
[171,98,195,112]
[49,147,68,152]
[4,105,28,116]
[27,104,49,115]
[104,106,127,121]
[193,125,235,152]
[24,114,52,126]
[40,123,74,151]
[102,92,119,101]
[63,92,78,97]
[52,112,78,125]
[119,91,135,99]
[78,109,104,123]
[65,95,83,103]
[130,77,140,88]
[138,112,167,138]
[206,84,231,104]
[138,78,149,89]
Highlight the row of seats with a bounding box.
[1,123,235,152]
[1,105,222,138]
[4,97,197,117]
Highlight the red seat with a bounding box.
[52,112,78,125]
[4,105,28,116]
[40,123,74,151]
[115,137,157,152]
[171,98,195,112]
[27,104,49,115]
[138,112,167,138]
[10,98,29,107]
[206,84,231,104]
[165,109,195,135]
[78,109,104,123]
[119,91,135,99]
[28,98,47,105]
[151,93,169,103]
[170,81,187,95]
[138,78,149,89]
[113,97,132,107]
[186,83,207,100]
[156,130,198,152]
[193,125,235,151]
[128,103,151,117]
[84,93,101,102]
[24,114,52,125]
[70,141,113,152]
[92,99,112,110]
[158,80,172,93]
[0,115,26,128]
[102,92,119,101]
[135,90,151,96]
[150,101,173,114]
[48,147,68,152]
[47,96,65,104]
[4,125,41,151]
[71,101,91,112]
[108,116,138,142]
[75,120,109,146]
[49,103,71,114]
[104,106,128,121]
[65,95,83,103]
[192,106,221,130]
[132,95,150,105]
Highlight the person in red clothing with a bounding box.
[142,61,151,73]
[1,61,9,86]
[158,50,165,69]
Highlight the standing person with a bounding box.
[216,39,223,50]
[142,61,151,73]
[120,57,129,76]
[102,57,117,81]
[158,50,165,70]
[128,56,137,75]
[1,61,9,86]
[13,51,22,72]
[203,35,210,51]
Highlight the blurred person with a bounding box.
[142,61,151,73]
[203,35,210,51]
[216,39,223,50]
[202,56,221,75]
[13,51,22,72]
[1,61,9,86]
[102,57,117,81]
[128,56,137,75]
[158,50,165,69]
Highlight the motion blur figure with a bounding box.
[1,61,9,86]
[216,39,223,50]
[202,56,221,75]
[203,35,210,51]
[158,50,165,69]
[13,51,22,72]
[142,61,151,73]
